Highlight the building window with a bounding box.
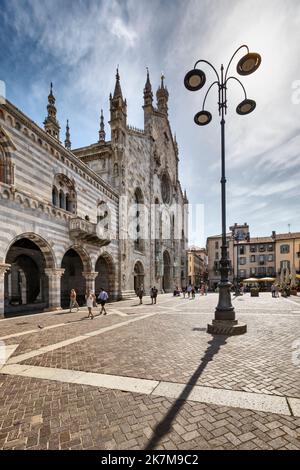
[52,174,76,213]
[52,186,58,206]
[280,260,290,270]
[250,245,257,253]
[238,245,245,255]
[134,187,144,252]
[259,245,266,252]
[239,257,246,265]
[238,269,246,278]
[258,267,266,276]
[267,244,273,252]
[215,252,219,260]
[259,255,265,264]
[280,244,290,254]
[215,241,219,249]
[250,255,256,263]
[250,267,256,275]
[268,254,274,262]
[0,138,15,185]
[267,267,275,276]
[59,190,65,209]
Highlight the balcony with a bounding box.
[69,217,111,246]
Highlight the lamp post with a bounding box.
[184,45,261,335]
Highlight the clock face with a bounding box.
[161,172,171,204]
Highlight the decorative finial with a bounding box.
[44,81,60,139]
[99,108,106,143]
[161,73,165,88]
[64,119,71,149]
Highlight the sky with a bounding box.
[1,0,300,246]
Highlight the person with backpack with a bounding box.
[98,288,109,315]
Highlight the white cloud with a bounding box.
[111,17,137,47]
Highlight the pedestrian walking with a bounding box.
[98,288,109,315]
[271,283,276,298]
[191,285,195,298]
[69,289,79,312]
[150,286,158,304]
[275,284,280,298]
[204,283,208,295]
[187,284,192,299]
[85,290,95,319]
[138,285,144,304]
[182,286,186,298]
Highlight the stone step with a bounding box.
[121,290,137,300]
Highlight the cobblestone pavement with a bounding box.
[0,293,300,450]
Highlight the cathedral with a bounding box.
[0,70,188,317]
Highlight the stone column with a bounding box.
[0,263,10,318]
[82,272,98,294]
[44,268,65,311]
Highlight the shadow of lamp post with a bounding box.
[184,45,261,335]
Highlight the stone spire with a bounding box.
[174,133,178,153]
[98,109,106,143]
[44,82,60,140]
[64,119,71,149]
[113,68,123,99]
[143,67,153,133]
[109,68,127,130]
[143,67,153,107]
[156,73,169,115]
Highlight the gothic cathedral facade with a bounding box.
[0,70,188,317]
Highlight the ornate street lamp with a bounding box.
[184,45,261,335]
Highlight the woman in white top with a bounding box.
[86,290,95,319]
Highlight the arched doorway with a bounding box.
[4,237,52,314]
[134,261,144,294]
[61,248,87,308]
[162,250,171,292]
[95,254,115,299]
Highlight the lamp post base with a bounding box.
[207,319,247,335]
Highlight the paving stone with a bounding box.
[0,294,299,450]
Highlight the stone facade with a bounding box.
[73,71,188,297]
[0,70,188,317]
